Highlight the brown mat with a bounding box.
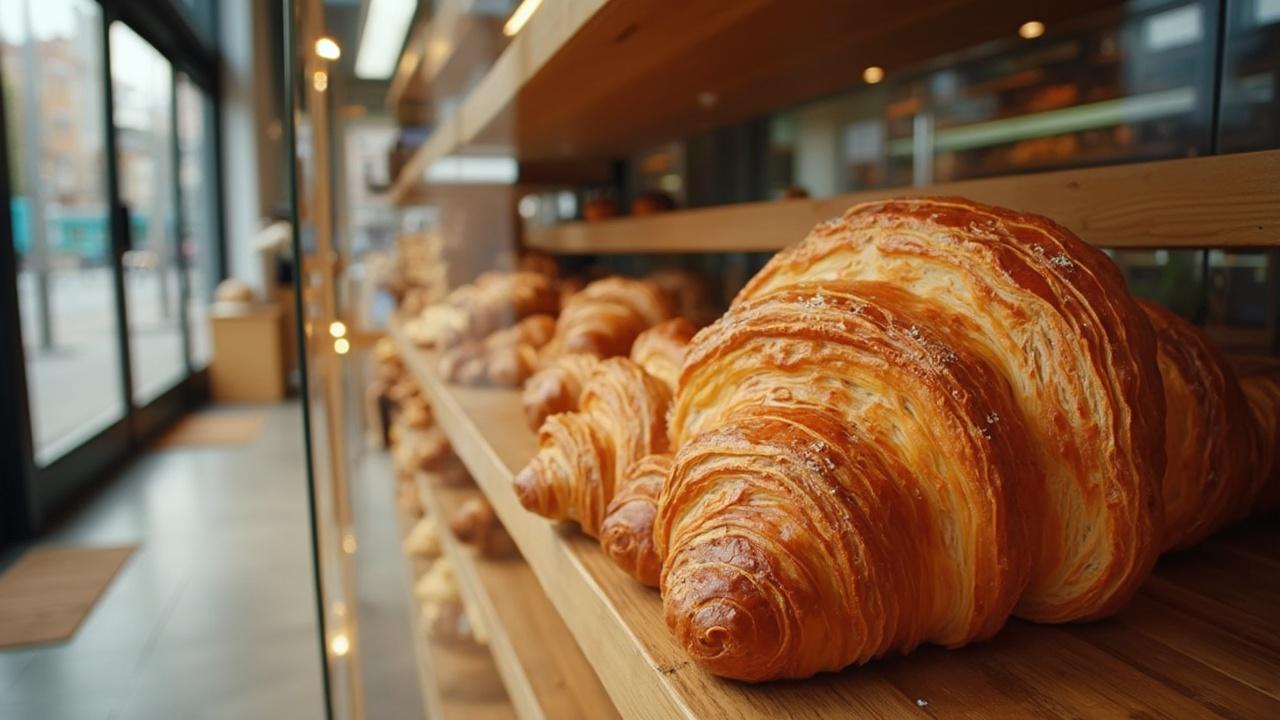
[0,545,136,648]
[154,411,266,448]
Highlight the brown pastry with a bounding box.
[583,196,618,222]
[483,314,556,386]
[658,198,1165,681]
[545,277,673,359]
[629,318,696,395]
[514,358,671,537]
[521,354,601,431]
[1240,366,1280,510]
[599,453,670,587]
[1142,302,1260,550]
[449,497,516,558]
[631,191,676,216]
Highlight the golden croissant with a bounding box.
[514,358,670,537]
[599,453,670,588]
[1238,364,1280,510]
[1141,302,1260,550]
[520,354,600,431]
[629,318,696,395]
[543,277,673,360]
[658,198,1167,681]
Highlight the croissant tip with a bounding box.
[512,465,541,512]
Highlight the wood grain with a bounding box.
[391,320,1280,719]
[526,150,1280,253]
[416,472,620,720]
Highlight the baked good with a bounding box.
[514,358,671,536]
[631,191,676,216]
[449,497,516,558]
[521,354,600,430]
[543,277,673,360]
[1239,363,1280,510]
[599,453,670,587]
[629,318,695,395]
[1142,302,1259,550]
[583,196,618,222]
[484,314,556,386]
[647,268,715,328]
[658,198,1165,681]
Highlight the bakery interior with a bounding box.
[1,0,1278,718]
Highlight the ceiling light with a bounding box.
[1019,20,1046,39]
[314,37,341,60]
[504,0,543,37]
[355,0,417,79]
[862,66,884,84]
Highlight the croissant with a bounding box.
[449,497,516,558]
[1239,365,1280,510]
[1142,302,1259,550]
[484,314,556,386]
[520,354,600,430]
[514,358,671,536]
[439,271,559,347]
[658,198,1166,681]
[629,318,696,395]
[599,453,670,587]
[543,277,673,360]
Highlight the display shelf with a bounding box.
[393,491,515,720]
[525,149,1280,254]
[414,472,619,720]
[390,321,1280,720]
[388,0,1122,203]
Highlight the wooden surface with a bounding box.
[526,150,1280,253]
[394,485,515,720]
[0,546,136,648]
[392,321,1280,720]
[416,472,620,720]
[210,306,286,403]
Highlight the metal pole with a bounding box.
[19,0,54,351]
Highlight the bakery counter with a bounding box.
[390,319,1280,719]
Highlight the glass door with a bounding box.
[1,0,127,466]
[108,22,187,406]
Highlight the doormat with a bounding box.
[154,411,267,448]
[0,545,136,648]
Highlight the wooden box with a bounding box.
[209,305,286,403]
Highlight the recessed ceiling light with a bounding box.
[862,66,885,84]
[1019,20,1046,39]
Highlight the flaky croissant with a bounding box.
[514,358,671,537]
[1142,302,1259,550]
[1239,365,1280,510]
[599,453,670,588]
[484,314,556,386]
[629,318,696,395]
[449,497,516,558]
[520,354,600,431]
[658,198,1166,681]
[542,277,673,360]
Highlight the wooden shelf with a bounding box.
[391,321,1280,720]
[525,150,1280,253]
[393,494,515,720]
[415,472,619,720]
[389,0,1124,203]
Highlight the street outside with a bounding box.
[17,266,210,464]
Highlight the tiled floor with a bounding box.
[0,404,325,720]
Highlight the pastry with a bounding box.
[449,497,516,558]
[543,276,673,360]
[514,358,671,536]
[599,453,670,587]
[629,318,695,395]
[521,354,601,430]
[658,198,1165,681]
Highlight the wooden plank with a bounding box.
[526,150,1280,253]
[416,472,620,720]
[390,321,1280,719]
[393,487,516,720]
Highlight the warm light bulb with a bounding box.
[342,534,357,553]
[334,337,351,355]
[1019,20,1045,39]
[862,66,885,84]
[314,37,341,60]
[503,0,543,36]
[328,320,347,338]
[313,70,329,92]
[330,633,350,656]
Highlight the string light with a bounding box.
[334,337,351,355]
[862,66,885,84]
[1019,21,1046,39]
[329,320,347,338]
[314,37,341,60]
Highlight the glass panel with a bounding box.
[110,22,185,404]
[176,73,216,370]
[1218,0,1280,151]
[2,0,125,464]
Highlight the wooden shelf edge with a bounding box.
[525,149,1280,253]
[415,470,620,720]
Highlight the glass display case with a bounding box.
[284,1,1279,718]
